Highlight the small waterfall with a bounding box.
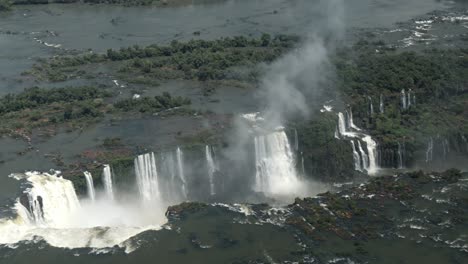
[102,165,114,200]
[442,138,450,160]
[351,140,362,171]
[19,172,81,228]
[379,94,384,114]
[425,137,434,162]
[347,108,361,131]
[337,112,347,136]
[83,171,96,201]
[301,153,306,176]
[254,130,302,197]
[357,140,369,169]
[205,145,217,196]
[407,89,412,108]
[397,142,404,169]
[362,136,378,174]
[368,96,374,116]
[401,89,407,110]
[134,152,161,203]
[176,147,187,199]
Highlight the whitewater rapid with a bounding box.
[0,171,163,251]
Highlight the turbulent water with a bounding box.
[254,129,306,198]
[0,171,162,250]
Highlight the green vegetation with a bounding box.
[114,92,191,113]
[28,35,300,82]
[335,43,468,147]
[0,86,191,136]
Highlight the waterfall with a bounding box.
[19,172,81,228]
[362,136,378,174]
[134,152,161,203]
[205,145,217,196]
[337,112,347,136]
[351,140,362,171]
[357,140,369,169]
[379,94,384,114]
[254,130,302,197]
[425,137,434,162]
[83,171,96,201]
[102,164,114,200]
[397,142,404,169]
[401,89,407,110]
[368,96,374,116]
[176,147,187,199]
[348,108,361,131]
[337,110,379,175]
[407,89,412,108]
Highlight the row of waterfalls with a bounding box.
[365,89,416,118]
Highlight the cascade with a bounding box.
[357,140,369,169]
[176,147,187,199]
[205,145,217,196]
[348,108,361,131]
[401,89,407,110]
[102,165,114,200]
[337,112,347,136]
[254,130,302,197]
[407,89,412,108]
[134,152,161,203]
[337,110,379,175]
[362,136,378,174]
[397,142,404,169]
[19,172,81,228]
[368,96,374,116]
[425,137,434,162]
[301,153,306,176]
[83,171,96,201]
[379,94,384,114]
[351,140,362,171]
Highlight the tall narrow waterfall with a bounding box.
[347,108,360,131]
[83,171,96,201]
[134,152,161,203]
[357,140,369,169]
[351,140,362,171]
[407,89,412,108]
[176,147,187,199]
[401,89,407,110]
[206,145,217,196]
[254,130,302,197]
[362,136,378,174]
[397,142,404,169]
[102,165,114,200]
[368,96,374,116]
[426,137,434,162]
[379,94,384,114]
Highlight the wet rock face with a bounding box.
[164,169,467,263]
